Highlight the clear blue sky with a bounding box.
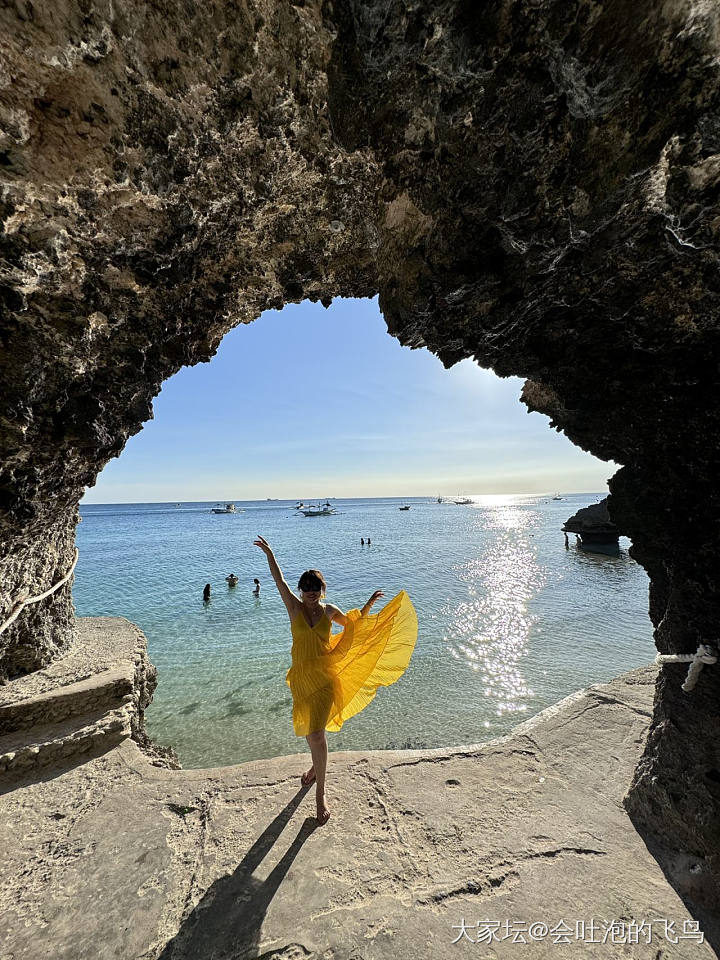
[82,297,616,502]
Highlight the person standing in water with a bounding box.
[203,583,211,603]
[253,578,261,595]
[253,535,417,826]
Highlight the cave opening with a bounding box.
[71,297,654,769]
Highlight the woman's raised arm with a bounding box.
[253,536,299,617]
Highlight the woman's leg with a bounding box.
[305,730,330,824]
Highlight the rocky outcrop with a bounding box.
[563,497,620,553]
[1,0,719,902]
[0,617,177,776]
[563,499,618,533]
[0,0,381,677]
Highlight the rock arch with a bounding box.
[1,0,718,906]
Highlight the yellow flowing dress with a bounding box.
[285,590,418,736]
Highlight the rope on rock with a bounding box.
[656,644,718,692]
[0,548,79,638]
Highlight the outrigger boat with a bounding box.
[299,500,337,517]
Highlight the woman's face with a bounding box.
[301,586,322,606]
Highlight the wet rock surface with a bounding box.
[1,0,719,908]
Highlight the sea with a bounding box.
[73,495,655,768]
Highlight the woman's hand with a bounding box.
[361,590,384,616]
[253,535,274,557]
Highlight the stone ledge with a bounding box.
[0,704,132,775]
[0,617,145,706]
[0,661,716,959]
[0,618,168,777]
[0,664,134,733]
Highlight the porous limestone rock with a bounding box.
[1,0,719,912]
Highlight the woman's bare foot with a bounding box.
[301,766,316,786]
[316,791,330,825]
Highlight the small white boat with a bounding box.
[399,504,411,511]
[453,497,473,505]
[211,503,236,514]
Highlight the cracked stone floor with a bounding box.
[1,665,717,959]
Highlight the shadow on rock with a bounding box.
[625,806,720,955]
[157,788,319,960]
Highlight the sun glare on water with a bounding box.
[442,496,544,719]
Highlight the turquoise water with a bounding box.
[73,495,654,767]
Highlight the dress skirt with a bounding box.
[286,590,418,736]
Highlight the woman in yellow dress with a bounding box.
[253,535,417,825]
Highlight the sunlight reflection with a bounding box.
[443,529,546,717]
[462,495,533,532]
[471,494,519,508]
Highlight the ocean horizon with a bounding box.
[81,489,611,505]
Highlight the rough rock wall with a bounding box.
[327,0,720,901]
[1,0,718,907]
[0,0,380,672]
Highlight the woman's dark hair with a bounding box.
[298,569,327,595]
